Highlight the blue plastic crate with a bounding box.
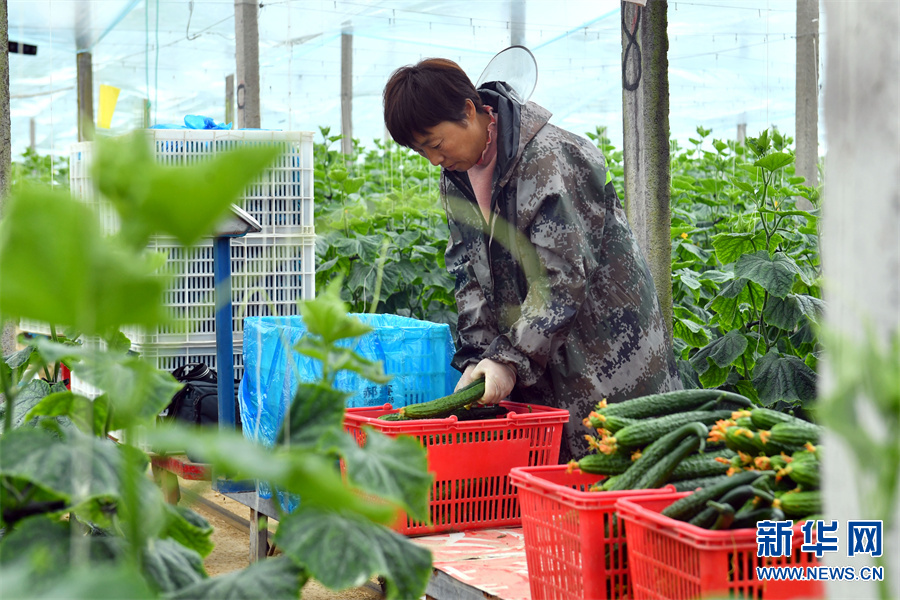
[239,313,460,450]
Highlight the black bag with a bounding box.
[160,363,241,428]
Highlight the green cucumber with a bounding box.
[731,506,786,530]
[606,423,708,491]
[577,451,635,476]
[669,449,736,481]
[783,458,820,489]
[709,501,736,531]
[596,389,752,419]
[662,470,768,521]
[633,435,703,490]
[779,491,822,517]
[608,410,733,449]
[749,408,815,431]
[672,475,730,492]
[584,413,638,433]
[400,379,486,419]
[767,422,822,446]
[377,412,408,421]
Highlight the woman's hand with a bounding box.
[467,359,516,405]
[455,363,479,392]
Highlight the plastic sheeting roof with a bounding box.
[8,0,826,160]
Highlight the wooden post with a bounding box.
[510,0,526,47]
[249,509,268,562]
[794,0,818,209]
[234,0,260,129]
[620,0,673,342]
[340,22,353,156]
[820,3,899,598]
[225,74,234,128]
[76,52,94,141]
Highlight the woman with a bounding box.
[383,58,681,462]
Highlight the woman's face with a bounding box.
[411,99,486,172]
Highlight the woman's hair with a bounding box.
[383,58,485,148]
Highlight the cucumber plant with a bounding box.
[0,133,434,600]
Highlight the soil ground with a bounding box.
[179,480,383,600]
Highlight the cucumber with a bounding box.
[583,413,638,433]
[606,423,708,491]
[662,470,768,521]
[448,405,508,421]
[731,506,786,530]
[749,407,815,430]
[783,458,820,489]
[632,435,703,490]
[709,501,736,531]
[767,422,822,446]
[669,449,737,481]
[576,451,635,476]
[596,389,752,420]
[400,379,486,419]
[689,484,769,528]
[377,412,408,421]
[608,410,733,449]
[779,491,822,517]
[724,427,763,454]
[672,475,730,492]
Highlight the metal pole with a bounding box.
[620,0,673,342]
[77,52,94,141]
[794,0,818,208]
[225,74,234,128]
[0,0,15,359]
[340,22,353,156]
[213,236,236,430]
[510,0,526,47]
[234,0,261,128]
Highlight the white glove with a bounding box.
[467,358,517,405]
[455,363,479,392]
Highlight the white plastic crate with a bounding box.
[69,129,315,237]
[120,233,315,345]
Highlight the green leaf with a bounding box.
[93,133,280,248]
[169,556,306,600]
[1,379,51,431]
[24,391,107,435]
[673,315,709,348]
[711,233,757,265]
[751,350,817,407]
[734,251,803,298]
[0,559,154,600]
[329,168,349,183]
[146,426,397,524]
[298,280,373,344]
[690,330,749,371]
[731,179,756,194]
[276,507,431,600]
[334,429,432,523]
[0,187,170,334]
[342,177,365,194]
[0,428,122,504]
[277,383,348,449]
[754,152,794,173]
[675,269,702,291]
[142,537,206,593]
[698,362,730,388]
[160,504,214,558]
[763,293,825,330]
[734,380,760,404]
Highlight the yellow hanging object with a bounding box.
[98,84,121,129]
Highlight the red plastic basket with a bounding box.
[616,492,825,599]
[343,401,568,536]
[509,465,676,600]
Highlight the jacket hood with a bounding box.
[478,81,552,189]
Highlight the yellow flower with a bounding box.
[773,200,779,208]
[680,232,689,239]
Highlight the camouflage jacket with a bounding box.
[440,85,680,461]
